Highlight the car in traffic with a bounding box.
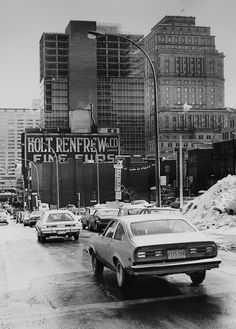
[140,207,181,215]
[81,207,96,229]
[87,208,119,232]
[0,211,9,225]
[28,210,43,227]
[0,209,11,222]
[35,209,81,243]
[131,200,149,206]
[88,213,221,288]
[117,204,145,216]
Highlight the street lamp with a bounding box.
[87,31,161,206]
[91,146,100,204]
[17,158,40,202]
[232,131,235,175]
[28,141,60,209]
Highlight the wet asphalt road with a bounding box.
[0,220,236,329]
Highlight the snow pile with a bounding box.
[182,175,236,230]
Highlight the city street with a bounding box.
[0,220,236,329]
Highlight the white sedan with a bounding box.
[35,209,81,243]
[88,213,221,288]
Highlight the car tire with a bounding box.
[37,234,41,242]
[94,222,99,232]
[74,233,79,241]
[41,236,46,243]
[88,223,93,231]
[82,223,86,229]
[190,270,206,285]
[116,260,129,288]
[91,254,103,276]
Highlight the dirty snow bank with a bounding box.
[182,175,236,230]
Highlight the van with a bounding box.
[38,203,49,212]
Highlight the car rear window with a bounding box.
[97,209,119,216]
[127,208,143,215]
[46,213,74,222]
[130,219,196,236]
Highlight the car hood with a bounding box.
[130,232,215,247]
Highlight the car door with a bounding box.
[109,223,133,268]
[94,220,118,269]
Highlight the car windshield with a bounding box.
[46,213,74,222]
[97,209,119,217]
[130,219,196,236]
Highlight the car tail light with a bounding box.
[137,251,146,258]
[136,247,164,260]
[189,243,217,257]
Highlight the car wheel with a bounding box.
[91,254,103,276]
[116,260,129,288]
[88,223,93,231]
[41,236,46,243]
[94,222,99,232]
[190,270,206,285]
[37,234,41,242]
[82,223,86,229]
[74,233,79,241]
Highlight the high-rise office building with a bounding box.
[143,16,225,158]
[0,108,40,189]
[40,16,227,160]
[40,21,145,156]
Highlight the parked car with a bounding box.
[117,204,145,216]
[87,208,119,232]
[88,213,221,288]
[0,209,11,221]
[140,207,181,215]
[0,211,9,225]
[81,207,96,229]
[131,200,149,206]
[35,209,81,243]
[28,211,43,227]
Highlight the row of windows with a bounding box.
[44,41,68,49]
[146,34,213,50]
[45,49,68,56]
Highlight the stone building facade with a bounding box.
[143,16,226,159]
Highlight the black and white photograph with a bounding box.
[0,0,236,328]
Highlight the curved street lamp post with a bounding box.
[28,141,60,210]
[17,158,40,206]
[87,31,161,206]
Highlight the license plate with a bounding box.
[58,230,66,234]
[167,249,186,259]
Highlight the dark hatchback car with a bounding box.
[81,207,95,229]
[87,208,119,232]
[28,211,43,227]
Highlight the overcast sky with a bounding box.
[1,0,236,108]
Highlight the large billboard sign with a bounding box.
[24,133,120,163]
